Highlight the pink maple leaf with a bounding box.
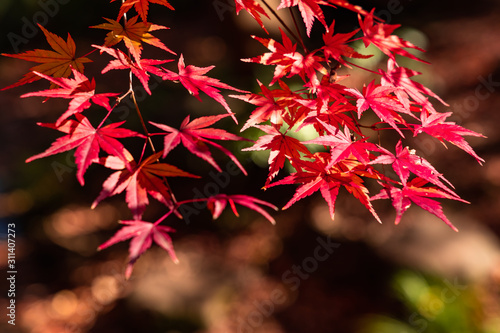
[371,178,468,231]
[93,152,199,220]
[370,140,457,195]
[150,114,249,175]
[413,111,485,165]
[93,44,172,95]
[206,194,278,224]
[21,68,118,126]
[26,114,143,186]
[98,218,178,279]
[305,119,381,168]
[161,54,248,123]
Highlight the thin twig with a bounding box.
[260,0,306,51]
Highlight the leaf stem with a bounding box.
[97,90,131,128]
[260,0,306,51]
[130,87,156,154]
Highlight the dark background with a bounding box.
[1,0,500,332]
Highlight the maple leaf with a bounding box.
[230,80,293,131]
[21,68,118,126]
[98,218,178,279]
[305,119,381,168]
[347,80,411,137]
[268,153,382,222]
[370,140,456,194]
[243,125,311,185]
[371,178,468,231]
[358,9,428,63]
[93,152,199,219]
[91,16,175,64]
[235,0,270,33]
[150,114,249,175]
[112,0,174,22]
[242,30,327,88]
[26,114,143,186]
[161,55,248,122]
[413,111,485,165]
[322,21,371,62]
[2,25,92,90]
[379,59,447,108]
[94,44,172,95]
[299,98,361,136]
[278,0,328,37]
[206,194,278,224]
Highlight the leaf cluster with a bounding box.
[2,0,485,278]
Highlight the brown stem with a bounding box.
[130,87,156,154]
[260,0,306,51]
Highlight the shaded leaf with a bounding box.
[2,25,91,90]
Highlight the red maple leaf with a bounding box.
[277,0,368,37]
[299,98,361,137]
[243,30,327,88]
[206,194,278,224]
[305,119,381,168]
[371,178,468,231]
[277,0,328,37]
[413,110,485,165]
[230,80,297,131]
[347,80,411,137]
[235,0,270,33]
[112,0,174,22]
[21,68,118,126]
[322,21,371,63]
[150,114,249,175]
[2,25,92,90]
[26,114,143,186]
[92,16,175,64]
[98,218,178,279]
[93,152,200,219]
[370,140,456,194]
[161,55,248,122]
[268,153,381,221]
[243,125,311,185]
[94,44,172,95]
[358,10,428,63]
[379,59,447,108]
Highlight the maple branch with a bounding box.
[260,0,304,50]
[97,90,132,128]
[130,87,156,153]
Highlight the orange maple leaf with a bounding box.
[1,25,92,90]
[112,0,174,22]
[92,16,176,63]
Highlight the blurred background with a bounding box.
[1,0,500,332]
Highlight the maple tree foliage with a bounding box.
[3,0,485,278]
